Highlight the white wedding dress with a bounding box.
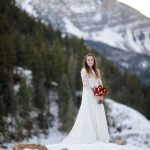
[59,68,109,144]
[46,68,109,149]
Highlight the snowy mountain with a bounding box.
[16,0,150,55]
[15,0,150,84]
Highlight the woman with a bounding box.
[59,52,109,144]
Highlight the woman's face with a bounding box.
[86,56,94,68]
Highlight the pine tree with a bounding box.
[0,96,5,133]
[75,38,89,90]
[63,95,76,132]
[58,73,76,131]
[18,78,32,118]
[50,39,67,83]
[33,77,46,112]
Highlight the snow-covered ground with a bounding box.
[46,142,150,150]
[6,94,150,150]
[106,99,150,148]
[6,90,65,149]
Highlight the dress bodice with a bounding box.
[80,68,103,89]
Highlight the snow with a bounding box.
[50,81,58,87]
[120,62,129,68]
[62,19,131,53]
[66,0,102,13]
[70,4,95,13]
[46,142,150,150]
[15,0,38,17]
[13,66,32,93]
[87,27,127,51]
[138,60,149,69]
[13,66,32,86]
[63,17,86,38]
[106,99,150,131]
[126,30,143,53]
[13,84,20,92]
[106,99,150,148]
[93,13,102,22]
[142,30,150,52]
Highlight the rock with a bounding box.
[13,144,48,150]
[115,139,125,145]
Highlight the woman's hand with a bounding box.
[95,95,104,104]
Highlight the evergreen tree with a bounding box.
[18,78,32,118]
[58,73,76,131]
[50,39,67,83]
[63,95,76,132]
[0,96,5,133]
[33,77,46,112]
[75,38,89,90]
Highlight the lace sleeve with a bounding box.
[80,68,90,88]
[98,69,103,87]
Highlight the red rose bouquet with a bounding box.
[91,85,109,104]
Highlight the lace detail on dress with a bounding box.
[81,68,103,88]
[97,69,103,86]
[80,68,90,88]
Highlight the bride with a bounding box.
[47,53,109,149]
[60,53,109,144]
[59,52,109,144]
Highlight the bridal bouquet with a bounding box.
[91,85,108,104]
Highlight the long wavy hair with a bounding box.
[83,53,100,79]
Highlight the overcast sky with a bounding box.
[117,0,150,18]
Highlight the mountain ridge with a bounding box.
[15,0,150,84]
[16,0,150,55]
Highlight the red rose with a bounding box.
[91,85,109,97]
